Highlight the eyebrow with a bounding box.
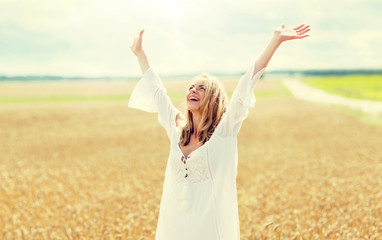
[190,84,205,87]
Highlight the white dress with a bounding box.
[128,64,265,240]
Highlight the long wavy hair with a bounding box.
[180,73,228,146]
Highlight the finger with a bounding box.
[294,24,305,30]
[297,25,310,33]
[293,24,304,30]
[139,29,144,39]
[298,28,310,35]
[296,26,309,32]
[131,38,138,49]
[132,37,138,46]
[298,35,309,39]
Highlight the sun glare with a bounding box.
[163,0,181,21]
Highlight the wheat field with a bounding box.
[0,79,381,239]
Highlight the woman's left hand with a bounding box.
[274,24,310,43]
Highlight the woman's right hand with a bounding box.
[130,29,145,56]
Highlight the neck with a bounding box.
[191,111,202,137]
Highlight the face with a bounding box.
[186,80,206,112]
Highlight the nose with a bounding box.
[189,87,196,93]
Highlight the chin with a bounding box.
[187,106,199,113]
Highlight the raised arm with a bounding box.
[128,29,182,138]
[219,24,310,136]
[130,30,150,74]
[253,24,310,77]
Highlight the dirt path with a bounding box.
[0,98,381,239]
[282,78,382,115]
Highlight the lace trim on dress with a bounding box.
[171,150,210,184]
[171,150,211,212]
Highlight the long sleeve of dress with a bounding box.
[219,63,266,136]
[128,68,180,139]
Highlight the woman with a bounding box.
[129,24,310,240]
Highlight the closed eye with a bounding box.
[189,85,205,91]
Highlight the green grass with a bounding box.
[300,75,382,129]
[302,75,382,101]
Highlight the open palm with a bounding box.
[130,29,144,56]
[275,24,310,42]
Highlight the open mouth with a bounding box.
[189,97,199,102]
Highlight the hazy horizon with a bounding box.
[1,69,381,81]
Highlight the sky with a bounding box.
[0,0,381,77]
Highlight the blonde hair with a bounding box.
[180,73,228,146]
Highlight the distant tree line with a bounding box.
[0,75,136,81]
[269,69,382,76]
[1,69,381,81]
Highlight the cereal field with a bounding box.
[0,78,381,239]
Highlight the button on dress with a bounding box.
[128,64,265,240]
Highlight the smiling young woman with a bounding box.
[128,24,310,240]
[180,74,228,152]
